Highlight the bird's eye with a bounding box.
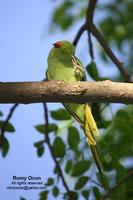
[62,51,65,54]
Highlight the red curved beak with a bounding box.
[53,41,62,48]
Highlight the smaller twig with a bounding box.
[86,0,98,24]
[88,31,94,60]
[73,24,86,46]
[43,103,71,195]
[73,0,98,47]
[0,103,18,146]
[90,178,107,189]
[89,24,132,83]
[101,169,133,200]
[85,0,132,83]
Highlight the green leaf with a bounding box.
[0,111,3,117]
[98,120,112,129]
[81,190,90,200]
[35,123,58,134]
[86,61,99,81]
[53,167,59,174]
[52,2,74,30]
[91,103,101,122]
[37,146,44,157]
[110,163,127,199]
[51,108,71,121]
[34,140,45,157]
[68,127,80,151]
[96,172,109,188]
[39,190,49,200]
[68,191,78,200]
[34,140,44,148]
[20,197,26,200]
[45,178,54,186]
[71,160,91,177]
[0,121,15,132]
[127,169,133,199]
[0,135,10,157]
[100,105,133,160]
[52,137,66,157]
[75,176,89,190]
[52,186,59,197]
[65,160,72,174]
[93,187,102,199]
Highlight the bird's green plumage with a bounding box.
[46,40,103,175]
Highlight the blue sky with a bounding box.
[0,1,66,199]
[0,0,122,199]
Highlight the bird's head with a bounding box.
[51,40,75,62]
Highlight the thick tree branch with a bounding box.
[0,80,133,104]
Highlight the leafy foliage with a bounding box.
[20,198,26,200]
[52,137,66,157]
[52,186,59,197]
[71,160,91,177]
[0,111,3,117]
[0,135,9,157]
[67,126,80,151]
[75,176,89,190]
[65,159,73,174]
[51,1,86,31]
[45,178,54,186]
[0,121,15,132]
[51,108,71,120]
[35,123,58,134]
[39,190,49,200]
[86,61,99,81]
[20,197,26,200]
[0,119,15,157]
[34,140,45,157]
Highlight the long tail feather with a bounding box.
[63,103,105,184]
[84,105,106,186]
[90,144,106,187]
[90,144,103,173]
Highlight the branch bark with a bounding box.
[0,80,133,104]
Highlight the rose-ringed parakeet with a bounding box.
[46,40,103,175]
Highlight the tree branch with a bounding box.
[73,24,86,46]
[0,80,133,104]
[85,0,131,82]
[87,31,94,60]
[73,0,98,46]
[73,0,131,82]
[86,0,97,24]
[89,24,132,82]
[101,169,133,200]
[43,103,70,194]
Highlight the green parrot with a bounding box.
[46,40,103,175]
